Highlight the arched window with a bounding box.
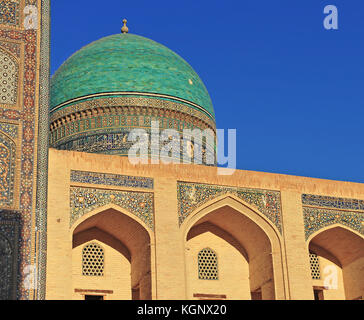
[82,242,104,276]
[309,253,321,280]
[0,48,18,105]
[198,248,218,280]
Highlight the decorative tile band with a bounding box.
[49,97,216,164]
[70,187,154,230]
[0,131,16,207]
[0,0,20,26]
[50,96,216,131]
[0,46,19,106]
[34,0,51,300]
[303,207,364,240]
[302,194,364,239]
[302,193,364,211]
[177,182,282,233]
[70,170,154,190]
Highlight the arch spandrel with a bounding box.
[302,194,364,241]
[70,187,154,231]
[177,182,282,234]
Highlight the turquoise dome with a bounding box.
[50,33,214,120]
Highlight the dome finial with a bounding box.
[121,19,129,34]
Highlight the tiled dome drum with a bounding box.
[50,32,216,163]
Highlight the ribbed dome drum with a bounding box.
[49,33,216,162]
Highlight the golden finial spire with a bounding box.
[121,19,129,34]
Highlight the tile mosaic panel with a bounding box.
[0,46,19,105]
[70,187,154,230]
[177,182,282,233]
[0,131,16,207]
[0,121,17,139]
[302,194,364,211]
[70,170,154,189]
[0,0,20,26]
[0,0,50,300]
[302,194,364,239]
[0,41,21,58]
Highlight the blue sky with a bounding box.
[51,0,364,182]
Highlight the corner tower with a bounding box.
[50,21,216,164]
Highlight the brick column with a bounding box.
[280,190,314,300]
[154,177,186,299]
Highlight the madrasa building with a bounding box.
[0,2,363,300]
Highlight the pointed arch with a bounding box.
[307,224,364,300]
[182,194,286,300]
[182,193,282,239]
[307,224,364,269]
[70,202,154,238]
[71,205,155,300]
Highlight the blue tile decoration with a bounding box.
[0,130,16,207]
[50,34,214,118]
[177,182,282,233]
[0,0,19,26]
[70,170,154,189]
[302,194,364,239]
[70,187,154,230]
[0,122,18,139]
[0,41,20,58]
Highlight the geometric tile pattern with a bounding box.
[302,194,364,211]
[70,187,154,230]
[0,0,50,300]
[0,0,20,26]
[0,131,16,207]
[0,47,18,105]
[0,41,20,58]
[177,182,282,233]
[0,122,18,139]
[302,194,364,240]
[49,96,216,164]
[70,170,154,190]
[33,0,51,301]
